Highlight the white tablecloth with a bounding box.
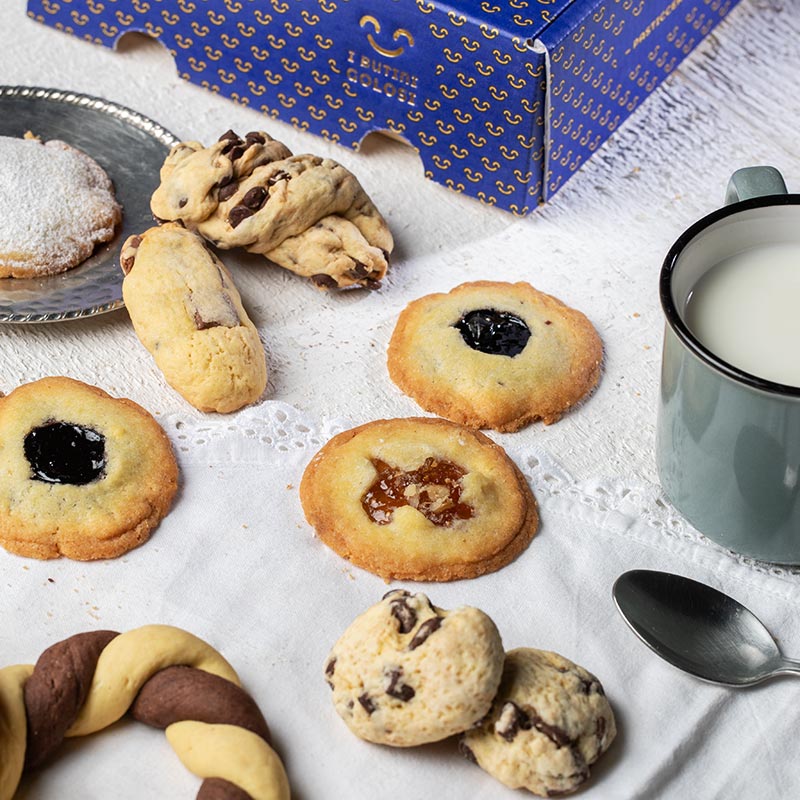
[2,2,800,798]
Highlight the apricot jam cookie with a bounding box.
[299,417,538,581]
[121,223,267,414]
[0,377,178,560]
[324,590,504,746]
[460,648,616,796]
[0,135,121,278]
[387,281,603,432]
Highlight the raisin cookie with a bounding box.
[150,130,392,290]
[299,417,538,581]
[0,135,121,278]
[388,281,603,432]
[460,648,616,796]
[324,591,504,746]
[121,223,267,413]
[0,377,178,560]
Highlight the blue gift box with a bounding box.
[27,0,740,214]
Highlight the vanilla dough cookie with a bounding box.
[0,135,121,278]
[121,223,267,413]
[460,648,616,796]
[325,590,504,746]
[0,377,178,560]
[388,281,603,432]
[299,417,538,581]
[151,129,393,289]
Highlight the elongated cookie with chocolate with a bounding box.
[299,417,538,581]
[0,377,177,560]
[388,281,603,432]
[121,223,267,413]
[151,130,392,290]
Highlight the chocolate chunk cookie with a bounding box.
[299,417,538,581]
[121,223,267,413]
[0,135,121,278]
[151,130,392,289]
[388,281,603,432]
[460,648,616,796]
[0,377,178,560]
[325,591,505,746]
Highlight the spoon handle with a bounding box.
[776,657,800,677]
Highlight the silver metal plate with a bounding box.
[0,86,178,323]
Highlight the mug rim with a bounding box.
[660,192,800,398]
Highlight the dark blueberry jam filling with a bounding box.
[454,308,531,357]
[24,421,106,485]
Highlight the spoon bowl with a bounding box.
[612,569,800,686]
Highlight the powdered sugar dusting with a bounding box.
[0,136,122,278]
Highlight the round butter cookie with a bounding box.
[0,135,121,278]
[299,417,538,581]
[324,590,504,746]
[0,377,178,560]
[387,281,603,432]
[460,648,616,796]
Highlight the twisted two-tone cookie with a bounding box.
[0,625,289,800]
[151,130,393,290]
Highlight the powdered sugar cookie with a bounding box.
[0,135,121,278]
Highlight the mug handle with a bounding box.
[725,166,787,205]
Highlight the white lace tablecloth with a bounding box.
[2,2,800,798]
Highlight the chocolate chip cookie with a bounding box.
[0,377,178,560]
[0,134,121,278]
[388,281,603,432]
[460,648,616,796]
[325,591,504,746]
[121,223,267,413]
[151,130,392,289]
[299,417,538,581]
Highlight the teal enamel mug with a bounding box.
[657,167,800,563]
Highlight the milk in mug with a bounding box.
[684,242,800,387]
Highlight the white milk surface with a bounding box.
[685,242,800,387]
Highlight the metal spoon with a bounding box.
[612,569,800,686]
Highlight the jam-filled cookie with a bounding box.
[0,377,178,560]
[299,417,538,581]
[324,591,504,746]
[387,281,603,432]
[460,648,616,796]
[121,223,267,413]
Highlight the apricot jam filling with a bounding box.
[362,457,475,526]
